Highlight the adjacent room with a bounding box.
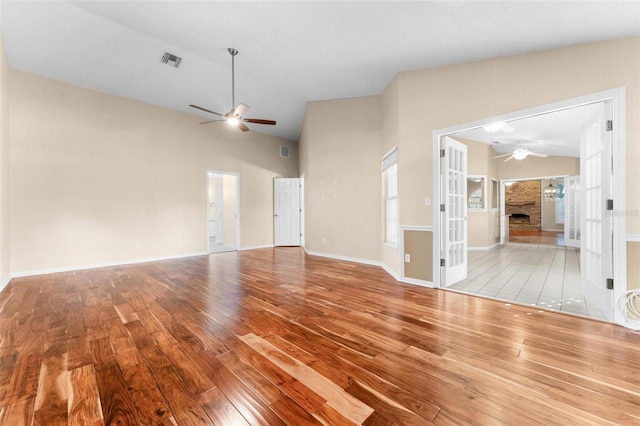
[1,1,639,424]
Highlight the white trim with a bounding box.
[0,275,11,293]
[238,244,274,251]
[206,169,241,253]
[382,145,399,164]
[399,276,434,288]
[627,234,640,243]
[306,250,404,283]
[624,318,640,332]
[399,225,434,281]
[304,249,381,267]
[299,174,306,248]
[11,251,209,278]
[468,243,501,252]
[380,262,400,281]
[432,87,628,326]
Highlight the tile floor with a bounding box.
[449,243,608,321]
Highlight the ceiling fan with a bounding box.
[494,147,549,162]
[189,48,276,132]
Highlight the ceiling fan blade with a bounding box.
[233,103,250,118]
[494,153,512,159]
[189,104,223,117]
[237,122,250,132]
[244,118,276,126]
[528,152,549,158]
[503,155,515,162]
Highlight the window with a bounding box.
[490,178,499,210]
[555,181,565,224]
[382,148,398,247]
[555,198,565,223]
[467,176,485,210]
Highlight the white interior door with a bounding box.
[442,136,467,286]
[564,175,580,248]
[581,101,613,320]
[274,178,301,246]
[215,182,223,244]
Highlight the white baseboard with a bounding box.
[399,276,434,288]
[305,249,426,288]
[379,262,400,281]
[627,234,640,243]
[11,251,209,278]
[0,274,11,292]
[304,249,381,267]
[468,243,501,251]
[238,244,275,251]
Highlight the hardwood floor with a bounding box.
[1,248,639,425]
[508,230,565,246]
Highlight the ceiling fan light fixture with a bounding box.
[227,116,240,126]
[512,149,529,160]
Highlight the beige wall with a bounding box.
[9,70,297,273]
[395,37,638,275]
[299,96,381,261]
[302,36,639,279]
[0,35,9,286]
[403,229,432,282]
[500,156,580,180]
[629,242,640,291]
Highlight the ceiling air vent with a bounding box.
[280,145,290,159]
[160,52,182,68]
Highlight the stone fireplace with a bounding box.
[505,180,541,232]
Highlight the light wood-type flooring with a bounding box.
[1,248,639,425]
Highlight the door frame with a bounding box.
[273,177,302,247]
[431,87,627,325]
[206,170,241,252]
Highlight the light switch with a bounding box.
[425,197,431,206]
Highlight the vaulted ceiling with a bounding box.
[1,1,639,142]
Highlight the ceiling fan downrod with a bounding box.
[228,48,238,110]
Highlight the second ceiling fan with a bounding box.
[494,147,549,162]
[190,48,276,132]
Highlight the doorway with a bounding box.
[207,171,239,253]
[433,88,627,324]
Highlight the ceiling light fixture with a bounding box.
[483,122,506,133]
[512,149,529,160]
[544,180,558,200]
[483,122,514,133]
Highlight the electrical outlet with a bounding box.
[405,254,411,263]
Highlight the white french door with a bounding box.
[442,137,467,287]
[581,101,613,320]
[564,175,580,248]
[274,178,301,246]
